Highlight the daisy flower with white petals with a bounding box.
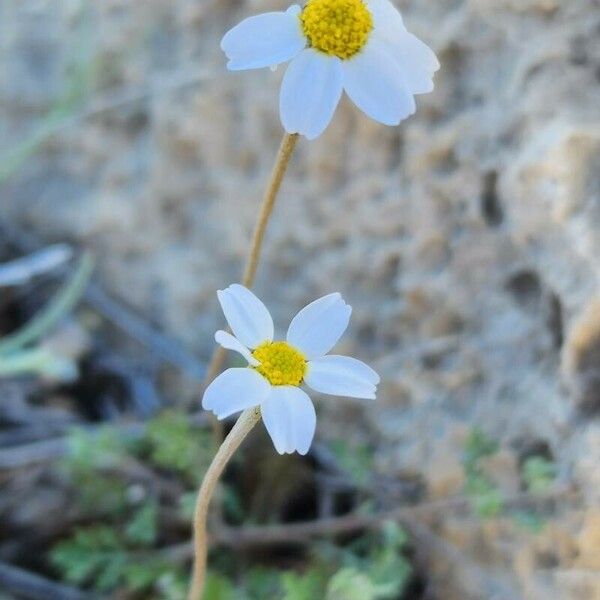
[221,0,439,140]
[202,284,379,455]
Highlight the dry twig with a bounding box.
[168,486,573,559]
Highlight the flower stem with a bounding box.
[187,407,261,600]
[241,132,299,287]
[205,132,299,439]
[190,133,298,595]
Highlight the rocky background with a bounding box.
[1,0,600,598]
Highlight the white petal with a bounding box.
[280,49,343,140]
[202,368,270,420]
[261,386,316,455]
[342,38,416,126]
[215,330,259,366]
[396,31,439,74]
[305,355,380,399]
[367,0,406,42]
[367,0,438,94]
[286,293,351,360]
[217,284,274,349]
[221,6,306,71]
[377,31,439,94]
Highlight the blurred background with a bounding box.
[1,0,600,598]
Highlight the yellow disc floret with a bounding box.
[301,0,373,60]
[252,341,307,386]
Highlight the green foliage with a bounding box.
[325,568,377,600]
[510,455,556,532]
[281,569,326,600]
[463,428,503,518]
[522,456,556,493]
[201,523,411,600]
[55,413,220,595]
[66,427,128,471]
[52,412,412,599]
[179,491,197,521]
[245,567,282,599]
[62,427,130,515]
[144,410,215,484]
[51,526,128,592]
[334,521,411,598]
[304,521,412,600]
[123,559,176,593]
[466,474,504,518]
[363,521,412,595]
[156,571,191,600]
[125,502,158,546]
[50,523,174,594]
[463,431,556,524]
[203,572,237,600]
[463,428,499,471]
[54,412,220,596]
[329,438,374,486]
[326,568,383,600]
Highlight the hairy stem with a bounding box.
[187,408,261,600]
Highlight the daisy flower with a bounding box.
[202,284,379,455]
[221,0,439,140]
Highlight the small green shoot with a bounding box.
[522,456,556,494]
[462,428,503,518]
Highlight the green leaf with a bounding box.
[365,523,412,597]
[463,428,499,473]
[245,567,281,599]
[61,427,129,515]
[125,502,158,546]
[154,569,190,599]
[325,568,380,600]
[123,562,163,591]
[50,526,127,591]
[281,569,327,600]
[202,572,238,600]
[462,429,504,519]
[522,456,556,494]
[179,491,197,521]
[145,410,214,483]
[380,521,408,550]
[472,486,504,518]
[64,426,127,472]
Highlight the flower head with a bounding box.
[202,284,379,455]
[221,0,439,139]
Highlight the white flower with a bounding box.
[221,0,439,140]
[202,284,379,455]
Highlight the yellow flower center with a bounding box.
[252,341,307,386]
[300,0,373,60]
